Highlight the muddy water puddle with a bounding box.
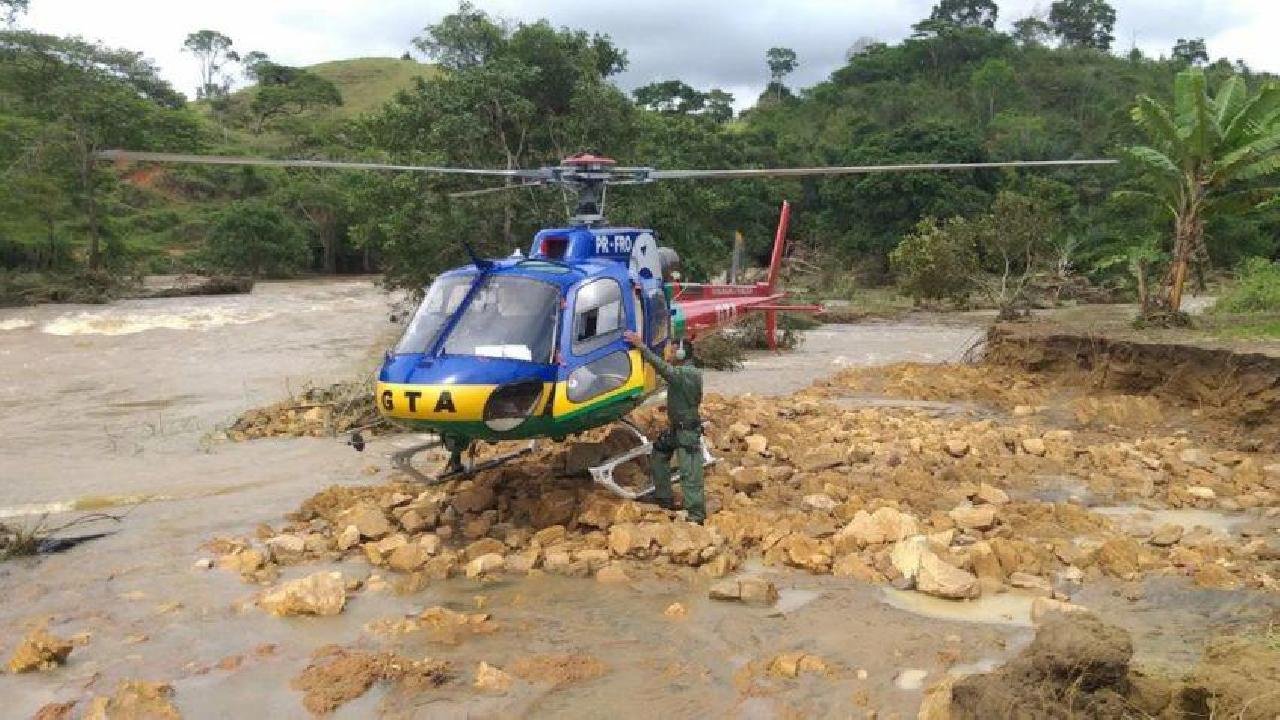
[1092,505,1249,536]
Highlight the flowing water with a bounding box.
[0,284,1267,718]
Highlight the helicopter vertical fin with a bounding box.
[763,200,791,351]
[765,200,791,293]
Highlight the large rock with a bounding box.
[890,535,930,582]
[833,553,879,582]
[453,483,496,513]
[1148,523,1184,547]
[7,628,73,673]
[916,552,979,600]
[834,507,920,550]
[731,467,766,494]
[387,543,429,573]
[338,502,393,540]
[709,576,778,606]
[974,483,1009,505]
[258,571,347,616]
[948,505,996,531]
[466,553,505,578]
[474,661,514,692]
[531,490,577,528]
[1030,597,1089,624]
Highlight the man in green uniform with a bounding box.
[623,330,706,524]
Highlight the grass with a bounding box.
[219,57,439,125]
[1212,317,1280,340]
[306,57,439,117]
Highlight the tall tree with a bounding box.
[412,0,505,70]
[1049,0,1116,51]
[970,57,1015,121]
[1172,37,1208,67]
[633,80,705,114]
[704,89,735,123]
[1011,16,1052,47]
[245,61,342,132]
[1,0,27,25]
[182,30,238,99]
[921,0,999,30]
[765,47,798,101]
[1122,69,1280,316]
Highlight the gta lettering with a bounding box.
[715,303,737,323]
[381,389,457,414]
[594,234,634,254]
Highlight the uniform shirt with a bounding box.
[637,344,703,428]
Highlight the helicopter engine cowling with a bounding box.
[657,247,682,282]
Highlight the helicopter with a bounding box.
[101,149,1116,497]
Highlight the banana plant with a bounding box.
[1121,69,1280,316]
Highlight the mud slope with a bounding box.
[987,324,1280,427]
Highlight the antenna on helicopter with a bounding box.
[460,238,492,270]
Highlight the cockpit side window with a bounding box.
[394,274,473,354]
[572,278,624,356]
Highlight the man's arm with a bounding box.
[623,330,677,383]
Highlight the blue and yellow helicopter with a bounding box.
[102,150,1115,495]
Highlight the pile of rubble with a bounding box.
[204,362,1280,624]
[225,380,386,441]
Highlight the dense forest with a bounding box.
[2,0,1279,315]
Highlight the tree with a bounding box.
[973,192,1053,319]
[1011,16,1052,47]
[919,0,998,30]
[2,0,27,25]
[633,80,705,114]
[1049,0,1116,51]
[1122,69,1280,317]
[246,62,342,132]
[705,89,735,123]
[765,47,798,101]
[204,200,306,277]
[182,30,238,99]
[412,1,505,70]
[890,216,979,306]
[1172,37,1208,67]
[969,58,1015,122]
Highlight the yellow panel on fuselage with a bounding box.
[375,382,551,422]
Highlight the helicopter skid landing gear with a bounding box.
[390,437,536,484]
[588,420,717,500]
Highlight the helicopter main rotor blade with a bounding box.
[448,182,545,198]
[648,158,1118,180]
[96,150,547,179]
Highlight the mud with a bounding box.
[987,324,1280,434]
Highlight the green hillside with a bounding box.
[292,57,438,118]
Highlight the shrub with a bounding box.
[889,217,979,306]
[202,201,307,277]
[1214,258,1280,314]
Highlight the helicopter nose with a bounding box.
[482,380,545,432]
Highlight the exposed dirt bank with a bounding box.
[988,323,1280,429]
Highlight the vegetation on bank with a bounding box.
[1,0,1279,320]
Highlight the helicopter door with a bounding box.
[556,277,644,413]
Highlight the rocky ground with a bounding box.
[6,322,1280,718]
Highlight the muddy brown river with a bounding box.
[0,281,1263,718]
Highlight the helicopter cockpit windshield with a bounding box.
[395,274,561,362]
[444,275,560,363]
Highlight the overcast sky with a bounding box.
[19,0,1277,107]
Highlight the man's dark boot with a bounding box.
[637,490,676,511]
